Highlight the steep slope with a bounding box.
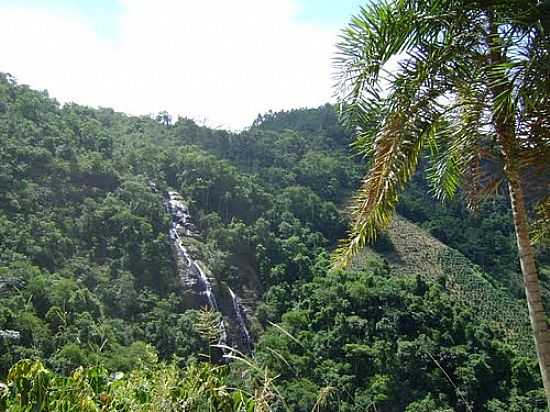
[165,189,252,352]
[1,75,547,410]
[353,216,533,354]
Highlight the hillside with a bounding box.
[354,216,533,354]
[0,74,547,410]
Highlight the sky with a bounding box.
[0,0,363,129]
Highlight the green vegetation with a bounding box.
[367,216,533,354]
[257,259,544,411]
[0,1,548,405]
[334,0,550,402]
[2,358,264,411]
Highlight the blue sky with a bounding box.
[0,0,364,129]
[296,0,363,25]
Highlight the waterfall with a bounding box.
[0,329,20,341]
[165,191,226,345]
[194,261,218,310]
[228,287,252,351]
[164,189,255,352]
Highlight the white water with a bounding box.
[228,287,252,351]
[194,261,218,310]
[0,329,20,341]
[166,191,226,345]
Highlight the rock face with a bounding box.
[165,190,252,352]
[166,191,212,306]
[0,277,24,296]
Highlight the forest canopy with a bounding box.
[1,1,549,404]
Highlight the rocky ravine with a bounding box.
[165,190,252,353]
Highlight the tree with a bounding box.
[333,0,550,403]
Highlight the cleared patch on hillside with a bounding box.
[354,216,534,355]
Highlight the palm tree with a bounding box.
[333,0,550,403]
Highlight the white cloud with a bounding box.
[0,0,341,129]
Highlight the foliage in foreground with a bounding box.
[0,358,262,412]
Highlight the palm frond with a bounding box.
[332,3,484,269]
[334,0,459,129]
[333,104,440,269]
[426,77,495,209]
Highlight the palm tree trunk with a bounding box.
[506,167,550,405]
[485,12,550,404]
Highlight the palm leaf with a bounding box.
[332,1,482,268]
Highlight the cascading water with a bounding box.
[163,189,255,353]
[228,287,252,352]
[0,329,20,341]
[194,261,218,310]
[165,191,226,344]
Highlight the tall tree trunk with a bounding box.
[506,167,550,406]
[485,12,550,405]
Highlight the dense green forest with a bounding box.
[0,71,547,411]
